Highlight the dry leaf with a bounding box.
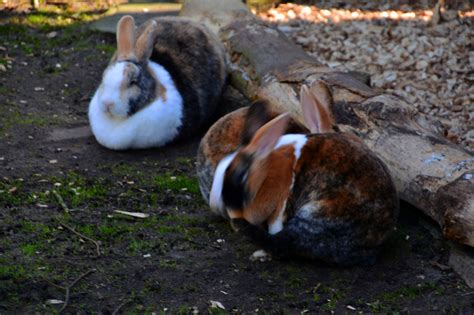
[209,300,225,310]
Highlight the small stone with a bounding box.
[383,71,397,82]
[466,130,474,140]
[46,31,57,39]
[0,64,6,72]
[34,87,44,91]
[415,60,429,70]
[250,249,272,262]
[49,159,58,164]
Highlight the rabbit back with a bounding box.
[239,133,398,265]
[142,17,227,138]
[284,134,398,259]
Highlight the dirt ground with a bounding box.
[0,7,473,314]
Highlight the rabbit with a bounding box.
[207,82,399,265]
[88,15,226,150]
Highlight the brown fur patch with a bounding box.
[243,145,296,226]
[201,108,248,168]
[120,63,140,102]
[291,133,398,244]
[148,65,167,102]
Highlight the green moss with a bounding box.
[20,221,53,236]
[20,243,40,256]
[310,284,345,312]
[0,24,27,37]
[154,173,200,194]
[47,172,108,208]
[0,109,62,136]
[128,239,154,254]
[158,259,177,269]
[208,307,227,315]
[109,163,142,178]
[0,181,35,207]
[7,10,102,30]
[0,86,10,94]
[0,264,26,279]
[77,224,96,238]
[96,43,116,56]
[98,223,131,238]
[377,282,437,304]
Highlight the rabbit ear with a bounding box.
[248,113,291,160]
[116,15,137,61]
[300,81,334,133]
[135,20,158,62]
[301,85,320,133]
[241,100,275,145]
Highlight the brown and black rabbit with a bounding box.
[200,82,399,265]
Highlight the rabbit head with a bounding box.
[210,101,295,228]
[97,16,161,119]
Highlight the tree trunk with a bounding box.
[181,0,474,247]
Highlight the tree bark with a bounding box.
[182,0,474,247]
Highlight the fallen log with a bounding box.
[182,0,474,247]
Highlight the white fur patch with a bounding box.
[275,134,307,160]
[297,202,321,219]
[88,61,183,150]
[99,63,130,118]
[209,152,237,217]
[268,199,287,235]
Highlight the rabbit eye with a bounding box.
[129,79,138,86]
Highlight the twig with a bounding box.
[58,269,95,314]
[112,298,132,315]
[60,223,101,257]
[44,279,65,290]
[52,190,69,213]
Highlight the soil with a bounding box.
[0,10,473,314]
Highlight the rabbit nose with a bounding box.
[103,101,114,112]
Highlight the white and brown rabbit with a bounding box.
[88,15,226,150]
[203,82,399,265]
